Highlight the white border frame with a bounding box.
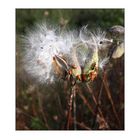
[1,0,140,140]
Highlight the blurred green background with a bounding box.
[16,9,124,130]
[16,9,124,34]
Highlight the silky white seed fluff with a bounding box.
[23,24,67,83]
[22,23,111,84]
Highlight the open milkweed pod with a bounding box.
[75,27,99,82]
[82,46,99,81]
[83,28,112,76]
[53,55,69,71]
[68,45,82,81]
[107,25,124,59]
[111,42,124,59]
[75,26,111,82]
[69,46,98,82]
[52,55,69,78]
[22,23,73,84]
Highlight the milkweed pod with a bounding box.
[52,55,70,77]
[53,55,69,71]
[112,42,124,59]
[83,48,98,75]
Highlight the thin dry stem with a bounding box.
[73,86,77,130]
[66,85,76,130]
[86,83,109,129]
[73,120,91,130]
[103,72,121,127]
[76,86,96,116]
[36,88,50,129]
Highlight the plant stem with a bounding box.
[86,83,109,129]
[103,72,121,128]
[73,85,77,130]
[66,85,77,130]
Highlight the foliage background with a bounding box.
[16,9,124,130]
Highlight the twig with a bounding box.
[76,86,96,116]
[86,83,109,129]
[73,85,77,130]
[103,72,121,127]
[97,77,104,105]
[72,119,91,130]
[36,88,50,129]
[66,85,76,130]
